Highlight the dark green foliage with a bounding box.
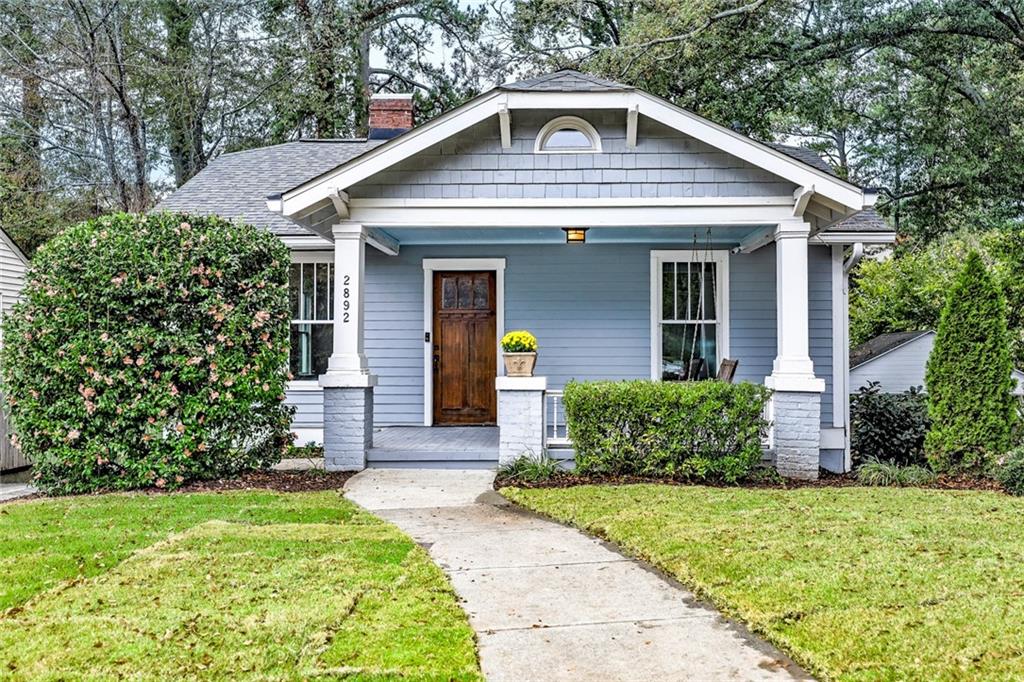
[850,229,1024,369]
[925,251,1016,473]
[0,212,294,494]
[856,458,936,487]
[996,447,1024,496]
[563,380,770,483]
[850,382,929,467]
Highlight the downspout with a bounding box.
[843,242,864,275]
[840,242,863,473]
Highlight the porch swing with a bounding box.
[673,228,738,383]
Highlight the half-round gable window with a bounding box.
[535,116,601,153]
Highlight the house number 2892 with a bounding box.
[342,275,351,323]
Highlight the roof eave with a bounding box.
[812,231,897,245]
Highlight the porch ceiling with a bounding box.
[381,225,767,247]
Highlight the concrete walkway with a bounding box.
[344,469,809,681]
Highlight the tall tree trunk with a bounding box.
[295,0,338,138]
[161,0,202,186]
[14,9,44,191]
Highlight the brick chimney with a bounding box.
[368,93,414,140]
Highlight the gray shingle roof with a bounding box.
[823,208,892,233]
[500,69,633,92]
[156,139,382,235]
[766,143,836,175]
[850,331,931,369]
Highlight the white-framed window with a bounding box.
[650,250,730,381]
[534,116,602,153]
[289,253,334,381]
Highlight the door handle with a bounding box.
[433,354,440,370]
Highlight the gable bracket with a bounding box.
[330,189,350,219]
[626,104,638,149]
[498,104,512,149]
[792,185,814,217]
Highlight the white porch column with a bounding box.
[319,223,376,471]
[766,218,825,480]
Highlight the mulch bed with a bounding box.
[2,470,353,504]
[174,469,353,494]
[496,470,1006,493]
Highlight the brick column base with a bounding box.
[496,376,546,466]
[771,391,821,480]
[323,386,373,471]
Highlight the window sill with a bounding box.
[287,380,323,391]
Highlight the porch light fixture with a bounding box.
[562,227,588,244]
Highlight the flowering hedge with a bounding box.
[0,212,294,494]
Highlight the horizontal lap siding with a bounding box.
[809,246,834,426]
[349,111,797,200]
[730,244,833,426]
[287,244,836,431]
[0,240,27,470]
[286,389,324,429]
[366,250,425,423]
[849,333,934,393]
[359,244,834,427]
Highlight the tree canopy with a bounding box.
[2,0,1023,252]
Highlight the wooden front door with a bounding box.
[433,271,497,425]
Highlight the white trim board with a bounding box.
[350,204,797,229]
[831,245,851,470]
[421,258,506,427]
[649,250,731,381]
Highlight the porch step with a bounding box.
[367,449,498,463]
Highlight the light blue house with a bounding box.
[161,70,894,479]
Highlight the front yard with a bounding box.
[0,490,481,680]
[503,484,1024,681]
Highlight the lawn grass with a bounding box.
[502,484,1024,681]
[0,491,481,680]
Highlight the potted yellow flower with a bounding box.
[501,330,538,377]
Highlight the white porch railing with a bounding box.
[544,390,572,447]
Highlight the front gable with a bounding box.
[348,110,797,202]
[272,70,876,236]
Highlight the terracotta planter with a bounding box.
[503,352,537,377]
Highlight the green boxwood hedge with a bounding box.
[563,379,770,482]
[0,212,294,494]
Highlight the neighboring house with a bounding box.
[160,69,895,479]
[850,330,1024,396]
[0,228,29,473]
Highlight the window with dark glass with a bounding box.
[660,260,718,380]
[289,262,334,380]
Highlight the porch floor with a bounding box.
[368,426,499,469]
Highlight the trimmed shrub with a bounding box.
[849,382,929,467]
[856,458,936,487]
[0,212,294,494]
[996,447,1024,496]
[563,379,770,482]
[925,251,1017,473]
